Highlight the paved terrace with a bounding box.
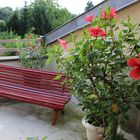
[0,97,86,140]
[0,97,137,140]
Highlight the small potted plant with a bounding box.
[47,6,140,140]
[18,31,47,69]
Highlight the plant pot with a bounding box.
[82,118,104,140]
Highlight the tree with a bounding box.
[0,7,13,21]
[50,7,74,29]
[19,1,29,36]
[0,20,7,31]
[4,0,74,36]
[85,1,94,11]
[7,10,20,34]
[28,0,74,35]
[45,0,75,30]
[28,0,52,35]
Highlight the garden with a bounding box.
[0,2,140,140]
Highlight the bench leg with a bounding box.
[61,109,64,115]
[52,109,59,125]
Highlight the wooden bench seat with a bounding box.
[0,64,71,125]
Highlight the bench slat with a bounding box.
[0,75,66,91]
[0,83,70,101]
[0,64,65,77]
[0,92,64,109]
[0,88,66,105]
[0,81,71,97]
[0,69,69,92]
[0,69,65,82]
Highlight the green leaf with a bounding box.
[137,85,140,93]
[105,5,110,14]
[94,44,104,49]
[94,68,103,77]
[76,41,83,46]
[26,137,38,140]
[118,32,122,38]
[114,26,119,31]
[42,136,47,140]
[53,74,62,80]
[115,58,124,64]
[137,48,140,53]
[46,55,55,64]
[87,51,98,61]
[114,48,121,55]
[122,29,128,33]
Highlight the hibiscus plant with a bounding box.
[47,6,140,139]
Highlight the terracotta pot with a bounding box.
[82,118,104,140]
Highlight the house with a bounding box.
[45,0,140,45]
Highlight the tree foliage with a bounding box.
[7,11,20,34]
[28,0,52,35]
[1,0,74,36]
[19,1,29,36]
[0,7,13,21]
[0,20,7,32]
[85,1,94,11]
[49,6,74,29]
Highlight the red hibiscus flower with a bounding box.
[101,10,106,19]
[85,15,94,22]
[110,8,118,19]
[127,54,140,80]
[101,8,118,19]
[58,39,68,50]
[88,27,106,37]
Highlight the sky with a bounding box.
[0,0,103,14]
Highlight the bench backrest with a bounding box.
[0,64,70,93]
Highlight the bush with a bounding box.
[0,31,20,56]
[18,32,47,69]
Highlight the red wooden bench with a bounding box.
[0,64,71,125]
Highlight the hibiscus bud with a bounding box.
[58,39,68,50]
[85,15,94,22]
[112,103,118,113]
[27,34,32,39]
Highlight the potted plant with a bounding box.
[18,31,47,69]
[47,6,140,140]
